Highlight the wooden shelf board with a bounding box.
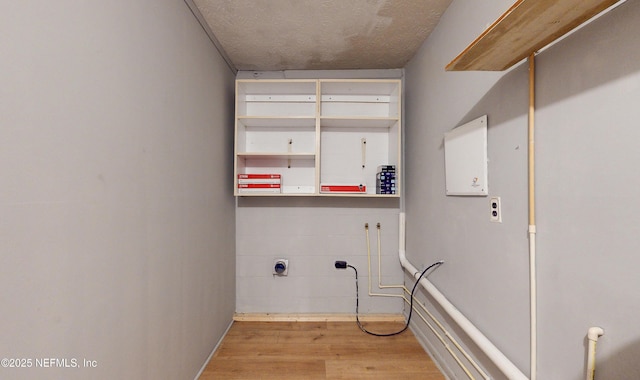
[446,0,619,71]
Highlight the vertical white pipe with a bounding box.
[586,327,604,380]
[528,53,538,380]
[399,212,406,252]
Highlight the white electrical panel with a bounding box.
[444,115,488,196]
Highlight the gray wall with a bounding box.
[405,0,640,379]
[0,1,235,379]
[236,198,403,314]
[235,70,405,315]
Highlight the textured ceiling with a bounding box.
[191,0,452,71]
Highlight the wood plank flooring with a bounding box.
[199,321,445,380]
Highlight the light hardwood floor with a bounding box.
[199,321,445,380]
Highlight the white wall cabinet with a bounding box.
[234,79,401,197]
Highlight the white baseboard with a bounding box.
[409,319,455,380]
[193,319,234,380]
[233,312,405,322]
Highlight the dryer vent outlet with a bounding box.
[273,259,289,276]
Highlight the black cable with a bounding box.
[347,261,443,337]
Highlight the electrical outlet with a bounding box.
[490,196,502,223]
[273,259,289,276]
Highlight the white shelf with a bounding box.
[234,79,401,197]
[237,152,315,160]
[320,117,399,128]
[318,193,400,198]
[238,116,317,128]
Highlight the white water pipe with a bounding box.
[586,327,604,380]
[365,222,487,379]
[398,213,528,380]
[528,52,538,380]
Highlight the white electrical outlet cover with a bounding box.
[273,259,289,276]
[490,197,502,223]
